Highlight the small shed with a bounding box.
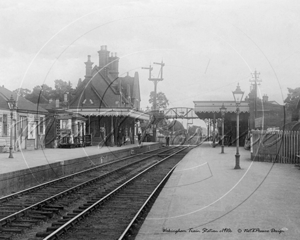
[193,101,250,146]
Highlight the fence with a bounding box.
[252,130,300,164]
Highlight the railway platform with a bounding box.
[0,142,161,196]
[136,142,300,240]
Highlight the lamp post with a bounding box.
[204,119,210,141]
[232,84,244,169]
[212,116,216,147]
[220,103,227,154]
[7,95,16,158]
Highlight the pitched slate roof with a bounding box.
[69,66,140,110]
[255,100,283,112]
[0,86,48,114]
[69,68,118,109]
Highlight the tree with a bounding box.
[13,88,31,98]
[13,80,74,105]
[149,91,169,110]
[168,120,185,134]
[41,84,55,100]
[25,85,53,104]
[188,125,202,136]
[157,118,170,134]
[284,87,300,121]
[53,79,74,101]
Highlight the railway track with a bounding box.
[0,145,189,240]
[39,146,192,240]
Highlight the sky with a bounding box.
[1,0,300,128]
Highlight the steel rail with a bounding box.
[118,160,177,240]
[0,147,162,203]
[43,146,188,240]
[0,146,180,227]
[119,144,199,239]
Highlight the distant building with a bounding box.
[248,93,284,129]
[194,101,250,146]
[68,46,149,146]
[193,93,285,147]
[0,86,48,151]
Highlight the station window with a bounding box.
[39,117,44,134]
[3,114,7,136]
[62,120,68,129]
[20,116,27,137]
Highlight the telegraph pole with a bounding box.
[142,61,165,142]
[250,70,262,126]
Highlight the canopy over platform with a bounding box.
[193,101,249,119]
[68,108,150,121]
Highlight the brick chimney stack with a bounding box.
[98,45,110,70]
[108,52,119,79]
[85,55,93,78]
[262,94,269,103]
[55,99,59,108]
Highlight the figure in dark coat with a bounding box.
[165,135,170,146]
[137,132,141,146]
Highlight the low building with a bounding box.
[194,94,285,147]
[248,94,284,129]
[0,86,48,151]
[194,101,250,146]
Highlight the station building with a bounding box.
[247,92,285,130]
[194,94,285,146]
[0,86,48,151]
[68,46,149,146]
[194,101,250,146]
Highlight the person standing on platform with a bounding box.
[118,128,123,147]
[165,133,170,146]
[137,132,141,146]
